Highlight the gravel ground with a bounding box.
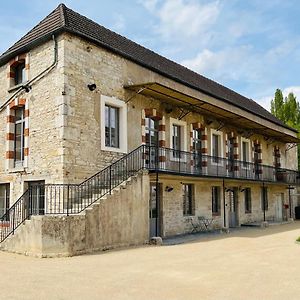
[1,222,300,300]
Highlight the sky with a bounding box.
[1,0,300,111]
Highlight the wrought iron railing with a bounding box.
[0,190,30,242]
[145,146,300,185]
[1,145,299,243]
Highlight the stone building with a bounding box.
[0,4,299,256]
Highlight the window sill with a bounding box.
[8,81,28,93]
[212,213,221,217]
[8,166,25,173]
[101,145,127,154]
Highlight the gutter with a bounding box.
[0,35,58,113]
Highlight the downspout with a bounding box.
[0,35,58,113]
[223,178,226,228]
[263,182,266,222]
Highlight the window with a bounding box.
[105,105,119,148]
[13,61,26,85]
[101,95,127,153]
[172,124,181,158]
[145,117,159,146]
[183,184,194,216]
[0,184,10,219]
[212,134,220,163]
[261,187,268,211]
[242,140,250,168]
[244,188,251,213]
[14,107,25,167]
[192,129,202,152]
[212,186,221,215]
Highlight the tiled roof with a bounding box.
[0,3,296,133]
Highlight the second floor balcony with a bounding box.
[143,145,300,185]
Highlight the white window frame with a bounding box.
[169,118,187,161]
[241,137,251,169]
[101,95,127,153]
[210,129,223,165]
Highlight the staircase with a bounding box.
[0,145,147,244]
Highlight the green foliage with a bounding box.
[270,89,300,169]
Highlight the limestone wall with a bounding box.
[1,171,149,257]
[153,175,292,237]
[0,36,66,203]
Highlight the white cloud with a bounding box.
[111,13,126,32]
[140,0,220,42]
[257,86,300,111]
[138,0,159,12]
[181,46,260,82]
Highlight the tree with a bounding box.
[270,89,300,169]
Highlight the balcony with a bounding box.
[144,146,300,185]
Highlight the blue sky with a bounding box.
[1,0,300,110]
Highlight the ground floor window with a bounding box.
[212,186,221,215]
[244,188,251,213]
[261,186,268,211]
[0,184,10,218]
[182,184,194,216]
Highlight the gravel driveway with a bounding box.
[1,222,300,300]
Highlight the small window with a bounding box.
[244,188,251,213]
[105,105,119,148]
[261,187,268,211]
[183,184,194,216]
[13,61,26,86]
[14,107,25,167]
[212,186,221,215]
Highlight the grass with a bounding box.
[296,237,300,242]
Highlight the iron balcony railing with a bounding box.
[145,146,300,184]
[0,145,299,243]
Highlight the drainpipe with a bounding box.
[0,35,58,113]
[223,178,226,228]
[155,140,160,236]
[288,185,292,218]
[263,182,266,222]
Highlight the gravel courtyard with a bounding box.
[1,222,300,300]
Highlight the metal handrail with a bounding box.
[1,145,299,243]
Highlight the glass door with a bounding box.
[192,129,202,173]
[145,117,159,168]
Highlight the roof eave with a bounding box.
[0,27,65,67]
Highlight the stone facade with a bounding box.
[0,30,299,255]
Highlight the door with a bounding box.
[228,138,235,177]
[192,129,202,173]
[254,144,260,179]
[28,181,45,215]
[145,117,159,168]
[0,184,10,219]
[229,188,239,227]
[275,194,283,222]
[149,183,161,237]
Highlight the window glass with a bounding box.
[212,134,220,163]
[14,107,25,166]
[212,186,221,214]
[244,188,251,213]
[172,124,181,158]
[261,187,268,211]
[105,105,119,148]
[14,62,26,85]
[242,141,249,167]
[183,184,194,216]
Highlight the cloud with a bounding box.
[257,86,300,111]
[181,45,260,82]
[111,13,126,32]
[140,0,220,43]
